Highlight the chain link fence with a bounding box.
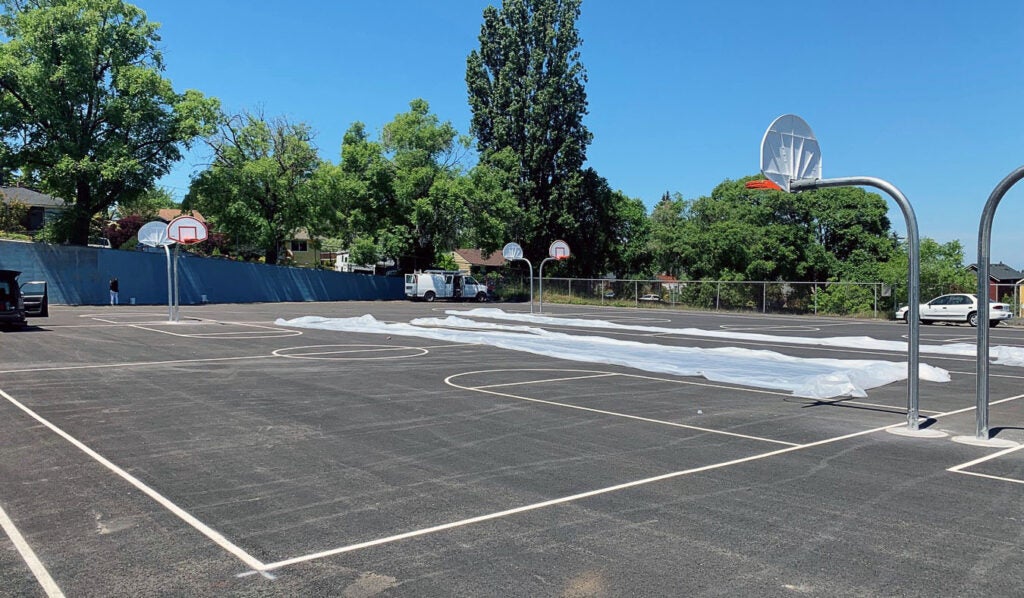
[487,274,1024,321]
[493,276,893,318]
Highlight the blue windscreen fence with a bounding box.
[0,240,404,305]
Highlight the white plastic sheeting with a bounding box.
[275,315,950,399]
[444,308,1024,367]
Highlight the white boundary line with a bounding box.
[257,417,910,572]
[130,324,302,339]
[0,502,65,597]
[273,344,430,360]
[0,387,266,571]
[947,400,1024,485]
[0,355,273,375]
[8,350,1023,578]
[446,369,799,447]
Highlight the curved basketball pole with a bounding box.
[790,177,922,431]
[975,165,1024,440]
[538,257,557,314]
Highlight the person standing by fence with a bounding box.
[109,277,119,305]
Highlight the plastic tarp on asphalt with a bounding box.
[444,308,1024,367]
[275,315,950,399]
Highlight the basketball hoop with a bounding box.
[548,240,571,260]
[167,215,208,245]
[745,179,783,191]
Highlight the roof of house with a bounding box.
[656,274,679,283]
[968,262,1023,282]
[157,209,205,223]
[0,186,65,208]
[453,248,506,267]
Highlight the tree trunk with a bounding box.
[68,179,94,246]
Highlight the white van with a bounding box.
[405,270,489,302]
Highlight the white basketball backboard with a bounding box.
[760,114,822,192]
[138,221,175,247]
[502,242,524,260]
[548,240,570,259]
[167,215,208,244]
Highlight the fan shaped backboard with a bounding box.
[138,221,175,247]
[760,114,822,192]
[502,242,524,260]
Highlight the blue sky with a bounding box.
[146,0,1024,267]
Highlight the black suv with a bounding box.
[0,269,48,327]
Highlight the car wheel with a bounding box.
[476,292,487,302]
[967,312,978,327]
[901,312,909,323]
[424,291,436,303]
[990,320,1000,328]
[921,319,933,325]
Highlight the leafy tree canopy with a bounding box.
[648,177,896,283]
[0,0,219,244]
[325,99,518,271]
[184,111,323,264]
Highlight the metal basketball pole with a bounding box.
[791,177,922,430]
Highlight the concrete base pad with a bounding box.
[886,427,948,438]
[951,435,1020,448]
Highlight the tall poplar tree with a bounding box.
[466,0,591,260]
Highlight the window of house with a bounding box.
[290,240,308,252]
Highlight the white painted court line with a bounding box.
[255,416,914,573]
[0,503,65,597]
[130,324,301,339]
[947,401,1024,485]
[947,443,1024,485]
[0,387,267,571]
[254,391,1024,573]
[446,370,799,447]
[273,345,430,360]
[0,354,273,375]
[948,369,1024,381]
[471,372,620,389]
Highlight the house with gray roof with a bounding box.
[0,186,67,232]
[968,262,1023,301]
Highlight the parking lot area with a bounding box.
[2,301,1024,596]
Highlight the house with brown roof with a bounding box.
[451,248,506,274]
[156,208,205,224]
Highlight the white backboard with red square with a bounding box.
[167,215,208,244]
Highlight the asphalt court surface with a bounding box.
[2,302,1024,596]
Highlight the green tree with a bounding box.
[0,197,26,232]
[0,0,219,245]
[116,186,177,219]
[327,100,518,271]
[673,177,896,284]
[466,0,591,260]
[648,192,690,278]
[876,237,974,302]
[184,111,323,264]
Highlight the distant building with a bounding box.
[656,273,683,292]
[156,208,205,224]
[451,248,506,274]
[0,186,67,232]
[333,250,376,274]
[968,262,1024,301]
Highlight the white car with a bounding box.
[895,293,1013,327]
[639,294,662,302]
